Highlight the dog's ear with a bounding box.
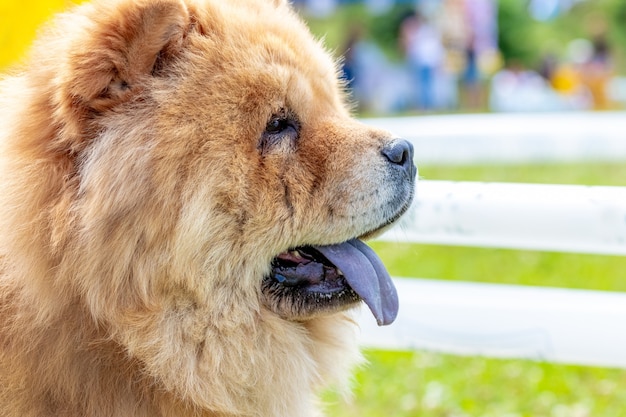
[60,0,189,115]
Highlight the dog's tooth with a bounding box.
[291,250,301,258]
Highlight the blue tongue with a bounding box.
[314,239,398,326]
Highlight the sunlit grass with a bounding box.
[371,242,626,292]
[421,162,626,187]
[324,350,626,417]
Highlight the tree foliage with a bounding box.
[498,0,626,70]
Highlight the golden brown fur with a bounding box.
[0,0,413,416]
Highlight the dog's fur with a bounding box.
[0,0,414,416]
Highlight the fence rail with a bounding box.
[363,111,626,164]
[360,113,626,369]
[381,180,626,255]
[358,278,626,369]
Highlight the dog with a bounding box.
[0,0,416,415]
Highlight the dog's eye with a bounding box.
[265,115,299,136]
[266,117,291,134]
[259,112,299,155]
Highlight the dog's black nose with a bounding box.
[381,139,414,175]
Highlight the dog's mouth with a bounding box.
[261,239,398,326]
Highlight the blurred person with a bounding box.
[549,61,593,110]
[400,11,444,111]
[341,26,412,114]
[490,60,589,112]
[462,0,498,110]
[460,34,481,109]
[582,35,613,110]
[340,25,363,92]
[548,39,594,110]
[538,53,558,82]
[551,62,583,96]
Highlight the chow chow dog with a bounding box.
[0,0,416,416]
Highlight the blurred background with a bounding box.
[3,1,626,416]
[295,0,626,115]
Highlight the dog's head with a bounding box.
[27,0,416,326]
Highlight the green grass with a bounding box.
[369,242,626,292]
[421,162,626,187]
[323,350,626,417]
[325,163,626,417]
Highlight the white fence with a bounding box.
[359,112,626,369]
[385,180,626,255]
[362,111,626,164]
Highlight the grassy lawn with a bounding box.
[370,242,626,292]
[325,163,626,417]
[422,162,626,187]
[323,350,626,417]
